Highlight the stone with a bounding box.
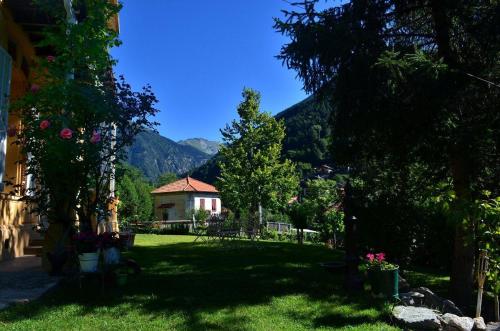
[400,291,426,306]
[414,287,445,309]
[473,317,486,331]
[392,306,442,330]
[486,322,500,331]
[399,274,411,292]
[442,299,463,316]
[441,313,474,331]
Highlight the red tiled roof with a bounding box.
[151,176,219,194]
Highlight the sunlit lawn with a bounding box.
[0,235,406,330]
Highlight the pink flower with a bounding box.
[39,120,51,130]
[59,128,73,139]
[30,84,40,93]
[90,130,101,144]
[375,253,385,262]
[366,253,375,262]
[47,55,56,62]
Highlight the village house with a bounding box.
[0,0,119,261]
[151,176,221,223]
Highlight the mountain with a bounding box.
[189,96,333,184]
[126,130,211,181]
[178,138,220,155]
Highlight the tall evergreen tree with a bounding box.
[217,88,299,224]
[275,0,500,307]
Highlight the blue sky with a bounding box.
[111,0,312,142]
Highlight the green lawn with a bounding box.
[0,235,404,330]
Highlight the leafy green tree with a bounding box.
[217,88,299,227]
[302,179,344,248]
[116,164,154,226]
[156,172,178,187]
[276,0,500,306]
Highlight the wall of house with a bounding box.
[193,193,221,215]
[0,6,39,261]
[153,193,189,221]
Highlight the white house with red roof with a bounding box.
[151,176,221,221]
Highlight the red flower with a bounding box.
[39,120,51,130]
[59,128,73,139]
[90,130,101,144]
[30,84,40,93]
[375,253,385,262]
[47,55,56,62]
[366,253,375,262]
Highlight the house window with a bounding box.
[211,199,217,212]
[200,198,205,210]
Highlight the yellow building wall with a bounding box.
[153,193,190,221]
[0,6,39,260]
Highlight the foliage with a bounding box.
[477,196,500,295]
[362,253,398,272]
[217,88,299,218]
[116,164,154,227]
[275,96,332,168]
[155,172,178,187]
[10,0,158,232]
[301,179,344,245]
[187,208,211,222]
[275,0,500,305]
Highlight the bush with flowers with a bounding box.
[9,0,158,269]
[364,252,398,271]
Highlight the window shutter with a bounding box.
[0,46,12,192]
[211,199,216,211]
[200,198,205,210]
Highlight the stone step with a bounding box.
[24,246,42,257]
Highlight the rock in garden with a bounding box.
[442,299,463,316]
[414,287,445,309]
[400,291,425,306]
[473,317,486,331]
[392,306,442,330]
[485,322,500,331]
[441,313,474,331]
[399,274,411,292]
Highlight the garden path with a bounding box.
[0,255,60,310]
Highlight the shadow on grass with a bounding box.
[0,238,392,330]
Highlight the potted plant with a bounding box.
[363,252,399,299]
[74,232,99,273]
[98,232,121,265]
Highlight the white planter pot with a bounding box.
[103,247,121,265]
[79,252,99,273]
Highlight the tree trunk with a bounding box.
[495,295,499,322]
[449,151,475,310]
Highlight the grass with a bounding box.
[0,234,438,330]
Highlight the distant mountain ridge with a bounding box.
[178,138,220,155]
[126,130,211,181]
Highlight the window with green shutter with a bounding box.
[0,46,12,192]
